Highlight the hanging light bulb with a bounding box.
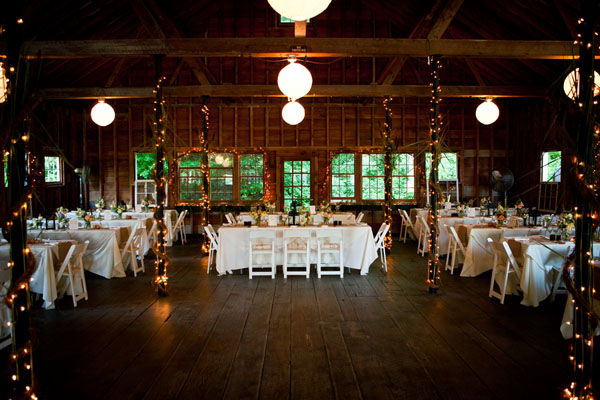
[214,154,224,165]
[277,56,312,100]
[563,68,600,100]
[282,100,305,125]
[475,99,499,125]
[91,99,115,126]
[0,63,7,104]
[267,0,331,21]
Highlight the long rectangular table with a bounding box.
[216,224,377,275]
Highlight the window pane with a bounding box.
[44,156,61,183]
[331,153,355,200]
[392,153,415,200]
[426,152,458,180]
[283,160,311,209]
[542,151,561,182]
[361,154,385,200]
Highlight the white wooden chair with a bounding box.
[487,237,522,304]
[172,209,188,244]
[283,229,311,278]
[355,212,364,224]
[121,227,141,275]
[316,228,344,278]
[56,240,89,307]
[399,209,416,243]
[147,220,157,249]
[203,224,219,274]
[445,225,466,275]
[374,222,391,272]
[131,227,146,276]
[248,229,276,279]
[416,215,430,256]
[225,212,236,225]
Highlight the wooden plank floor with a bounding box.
[4,235,597,399]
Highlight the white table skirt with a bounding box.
[216,225,377,275]
[31,228,127,279]
[460,227,542,277]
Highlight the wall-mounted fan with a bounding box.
[490,168,514,207]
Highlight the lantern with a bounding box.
[563,68,600,100]
[475,99,499,125]
[91,99,115,126]
[282,100,305,125]
[267,0,331,21]
[277,57,313,100]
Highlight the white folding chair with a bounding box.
[399,209,416,243]
[487,238,522,304]
[355,212,364,224]
[445,225,467,275]
[248,229,276,279]
[374,222,391,272]
[283,229,311,278]
[416,215,430,256]
[316,228,344,278]
[120,227,139,274]
[56,240,90,307]
[225,212,236,225]
[204,224,219,274]
[130,227,146,276]
[147,220,158,249]
[172,210,188,244]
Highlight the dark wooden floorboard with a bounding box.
[7,235,588,400]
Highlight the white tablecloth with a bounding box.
[216,224,377,275]
[460,226,541,277]
[413,216,493,255]
[31,228,127,279]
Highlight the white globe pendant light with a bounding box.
[91,99,115,126]
[267,0,331,21]
[563,68,600,100]
[282,100,305,125]
[475,99,499,125]
[278,57,313,100]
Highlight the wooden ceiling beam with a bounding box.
[39,84,547,99]
[14,38,582,59]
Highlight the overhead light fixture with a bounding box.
[282,100,305,125]
[0,63,7,104]
[563,68,600,100]
[277,56,312,100]
[267,0,331,21]
[475,99,499,125]
[91,99,115,126]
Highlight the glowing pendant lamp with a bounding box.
[278,57,313,100]
[91,99,115,126]
[282,100,305,125]
[475,99,499,125]
[267,0,331,21]
[563,68,600,100]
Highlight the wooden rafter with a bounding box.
[39,84,547,99]
[12,38,582,59]
[465,59,485,86]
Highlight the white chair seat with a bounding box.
[316,228,343,278]
[249,230,276,279]
[283,230,311,278]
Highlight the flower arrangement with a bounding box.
[56,207,69,229]
[480,197,489,208]
[31,214,44,229]
[96,197,105,210]
[320,210,333,224]
[141,198,152,212]
[514,199,525,216]
[263,201,276,213]
[109,201,117,212]
[75,208,86,218]
[558,211,575,239]
[456,204,465,217]
[249,210,267,225]
[319,200,332,213]
[116,205,125,218]
[83,214,94,229]
[495,205,507,225]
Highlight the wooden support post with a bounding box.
[153,55,168,297]
[427,55,442,293]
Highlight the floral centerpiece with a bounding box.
[83,214,94,229]
[514,199,525,216]
[116,205,125,219]
[319,200,332,213]
[141,198,151,213]
[495,204,507,226]
[320,210,333,225]
[31,214,44,229]
[249,209,267,225]
[480,197,489,216]
[56,206,69,229]
[456,204,465,217]
[96,197,105,211]
[75,208,85,218]
[109,201,117,212]
[263,200,276,213]
[558,211,575,240]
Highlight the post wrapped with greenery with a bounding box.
[153,55,168,297]
[200,97,210,225]
[427,55,442,293]
[1,11,38,398]
[381,97,397,250]
[563,1,598,397]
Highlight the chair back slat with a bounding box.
[355,212,364,223]
[449,225,466,253]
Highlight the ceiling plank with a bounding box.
[15,38,581,59]
[553,0,577,39]
[39,84,547,99]
[465,59,485,86]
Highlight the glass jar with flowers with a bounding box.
[96,197,105,212]
[495,205,507,226]
[558,211,575,241]
[83,214,94,229]
[456,204,465,217]
[141,198,151,213]
[514,199,525,216]
[56,206,69,230]
[116,205,125,219]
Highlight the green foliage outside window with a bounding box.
[136,152,167,180]
[425,152,458,180]
[209,153,233,201]
[179,153,203,201]
[240,154,264,201]
[283,160,311,209]
[361,154,385,200]
[331,153,355,199]
[44,156,61,183]
[542,151,561,182]
[392,154,415,200]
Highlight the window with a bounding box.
[240,154,264,201]
[361,154,385,200]
[283,160,311,209]
[3,152,7,187]
[280,16,310,23]
[392,154,415,200]
[331,153,355,200]
[44,156,62,184]
[179,153,203,201]
[425,152,458,180]
[542,151,561,182]
[209,153,233,201]
[135,153,168,205]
